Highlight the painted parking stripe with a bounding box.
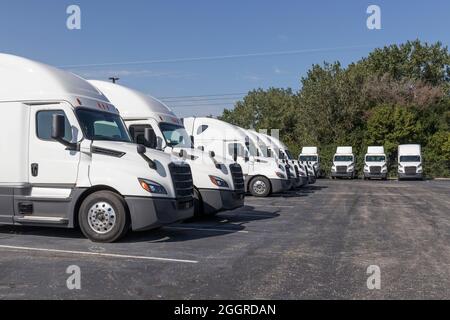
[166,226,249,234]
[0,245,198,264]
[246,204,295,208]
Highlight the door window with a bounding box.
[36,110,72,141]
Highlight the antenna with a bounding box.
[109,77,120,84]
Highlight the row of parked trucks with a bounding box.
[0,54,318,243]
[316,145,423,180]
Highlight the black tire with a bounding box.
[249,176,272,197]
[79,191,129,243]
[193,187,204,218]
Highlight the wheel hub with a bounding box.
[253,180,267,195]
[88,202,116,234]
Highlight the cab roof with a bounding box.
[0,54,110,105]
[88,80,182,125]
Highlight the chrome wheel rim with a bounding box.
[88,202,116,234]
[253,180,267,195]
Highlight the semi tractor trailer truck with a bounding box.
[184,117,291,197]
[0,54,194,242]
[398,144,423,180]
[364,146,388,180]
[331,147,356,179]
[88,81,245,217]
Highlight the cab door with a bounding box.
[28,103,82,186]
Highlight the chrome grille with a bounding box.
[370,166,382,174]
[285,165,292,178]
[168,163,194,202]
[405,167,417,175]
[294,165,300,178]
[337,166,347,173]
[230,164,245,191]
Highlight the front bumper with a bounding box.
[271,178,291,193]
[298,176,309,187]
[199,189,245,215]
[125,196,194,231]
[399,172,423,180]
[331,171,354,178]
[364,172,388,179]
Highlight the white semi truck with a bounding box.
[398,144,423,180]
[243,129,296,189]
[364,146,388,180]
[331,146,356,179]
[88,81,245,217]
[0,54,194,243]
[299,147,320,177]
[259,133,311,186]
[184,117,291,197]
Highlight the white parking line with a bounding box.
[166,226,249,234]
[246,204,295,208]
[0,245,198,264]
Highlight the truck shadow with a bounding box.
[122,206,280,243]
[0,206,279,244]
[270,185,329,197]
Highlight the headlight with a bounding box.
[139,178,167,195]
[275,171,285,179]
[209,176,229,188]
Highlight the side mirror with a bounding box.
[190,136,195,149]
[209,151,215,158]
[233,144,238,162]
[51,114,77,150]
[267,149,272,157]
[144,128,157,149]
[51,114,65,140]
[137,144,146,154]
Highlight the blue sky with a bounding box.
[1,0,449,117]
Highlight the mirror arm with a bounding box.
[54,137,79,151]
[137,145,157,170]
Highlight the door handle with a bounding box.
[31,163,39,177]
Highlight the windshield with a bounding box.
[285,150,294,160]
[334,155,354,162]
[366,155,386,162]
[247,140,259,157]
[400,155,421,162]
[159,123,192,148]
[300,155,318,162]
[76,109,131,142]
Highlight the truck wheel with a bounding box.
[79,191,129,243]
[250,177,271,197]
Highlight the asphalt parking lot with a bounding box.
[0,179,449,300]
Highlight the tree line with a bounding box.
[219,40,450,178]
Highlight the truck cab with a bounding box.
[398,144,423,180]
[258,132,309,187]
[88,81,245,216]
[299,147,320,177]
[331,147,356,179]
[243,129,295,190]
[364,146,388,180]
[0,54,194,243]
[184,117,291,197]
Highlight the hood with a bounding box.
[91,140,178,165]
